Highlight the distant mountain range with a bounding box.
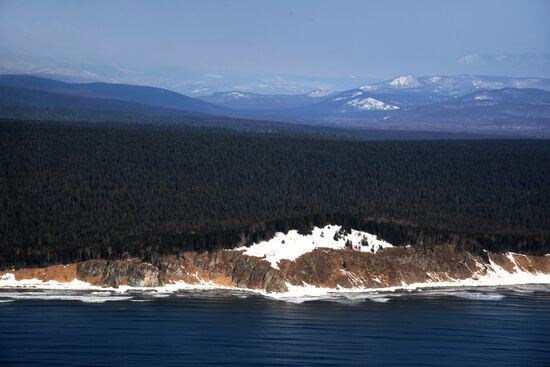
[200,74,550,114]
[199,89,334,110]
[379,88,550,133]
[1,73,550,137]
[0,53,376,95]
[0,74,229,116]
[0,74,409,138]
[359,74,550,94]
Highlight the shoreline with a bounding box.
[2,261,550,304]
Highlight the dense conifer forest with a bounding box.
[1,119,549,268]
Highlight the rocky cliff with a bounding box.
[3,244,550,293]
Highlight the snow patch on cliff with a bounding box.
[235,225,393,269]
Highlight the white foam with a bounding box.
[0,273,254,297]
[264,252,550,303]
[0,291,132,303]
[0,273,109,291]
[1,251,549,304]
[420,290,506,301]
[90,291,112,296]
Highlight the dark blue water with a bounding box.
[1,287,549,366]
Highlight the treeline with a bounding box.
[1,120,549,268]
[0,106,487,141]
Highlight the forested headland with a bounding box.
[1,119,549,268]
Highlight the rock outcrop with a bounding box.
[164,250,288,292]
[280,245,484,288]
[3,245,550,292]
[77,260,163,287]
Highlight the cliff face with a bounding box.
[279,246,481,289]
[71,250,287,292]
[3,245,550,293]
[76,260,164,287]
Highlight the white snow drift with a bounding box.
[235,225,393,269]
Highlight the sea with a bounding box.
[1,285,549,366]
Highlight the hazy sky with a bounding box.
[1,0,549,78]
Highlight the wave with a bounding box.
[0,285,542,304]
[265,286,510,304]
[419,289,506,301]
[1,259,550,304]
[0,290,133,303]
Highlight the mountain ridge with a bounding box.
[2,73,550,136]
[0,74,231,116]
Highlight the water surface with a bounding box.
[1,286,549,366]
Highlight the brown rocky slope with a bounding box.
[3,245,550,292]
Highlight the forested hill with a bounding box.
[1,120,549,268]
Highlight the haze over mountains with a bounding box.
[0,74,229,115]
[1,73,550,137]
[0,52,374,96]
[200,89,334,110]
[3,51,550,95]
[240,75,550,131]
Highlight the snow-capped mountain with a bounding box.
[285,74,550,118]
[345,97,399,111]
[307,88,333,97]
[287,84,447,117]
[438,88,550,108]
[388,75,421,88]
[381,88,550,132]
[224,91,250,99]
[323,90,404,112]
[357,74,550,96]
[5,71,549,136]
[233,75,550,136]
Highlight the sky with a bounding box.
[1,0,549,92]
